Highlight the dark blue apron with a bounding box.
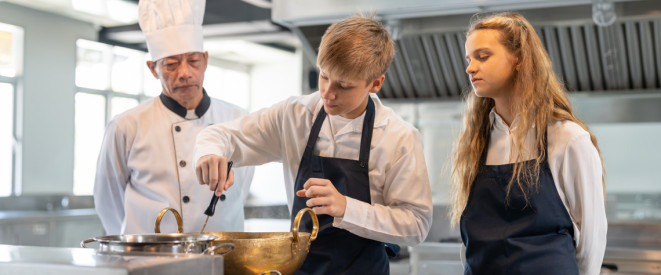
[291,97,389,275]
[460,131,579,275]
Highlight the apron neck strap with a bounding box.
[480,125,550,165]
[358,96,375,165]
[305,96,376,165]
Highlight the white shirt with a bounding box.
[194,92,433,245]
[94,95,254,235]
[486,109,607,275]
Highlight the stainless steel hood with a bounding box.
[273,0,661,100]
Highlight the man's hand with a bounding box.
[195,155,234,196]
[296,178,346,218]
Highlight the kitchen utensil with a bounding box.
[204,207,318,275]
[154,207,318,275]
[80,233,233,255]
[200,160,233,233]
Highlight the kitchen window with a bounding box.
[73,39,147,195]
[0,22,23,197]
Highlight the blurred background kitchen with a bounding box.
[1,0,660,274]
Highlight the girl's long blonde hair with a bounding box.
[449,12,606,226]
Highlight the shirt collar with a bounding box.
[489,108,507,131]
[488,107,536,132]
[330,94,390,135]
[159,89,211,119]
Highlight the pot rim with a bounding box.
[91,233,219,245]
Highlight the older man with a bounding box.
[93,0,254,235]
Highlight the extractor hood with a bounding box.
[273,0,661,100]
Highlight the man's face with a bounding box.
[147,52,208,106]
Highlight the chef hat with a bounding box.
[138,0,206,61]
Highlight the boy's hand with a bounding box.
[195,155,234,196]
[296,178,346,218]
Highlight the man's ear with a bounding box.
[202,51,209,70]
[369,74,385,94]
[146,60,159,79]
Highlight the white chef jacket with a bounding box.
[94,92,254,235]
[194,92,433,246]
[486,109,607,275]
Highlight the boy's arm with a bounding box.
[333,129,433,246]
[194,99,291,167]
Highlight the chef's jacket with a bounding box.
[194,92,433,245]
[484,109,607,275]
[94,92,254,235]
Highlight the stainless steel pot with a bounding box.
[80,233,234,255]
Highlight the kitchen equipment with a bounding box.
[80,233,233,255]
[1,244,225,275]
[205,207,318,275]
[155,207,183,233]
[154,207,319,275]
[201,161,233,233]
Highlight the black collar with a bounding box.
[159,89,211,119]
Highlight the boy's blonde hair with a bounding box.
[317,15,395,83]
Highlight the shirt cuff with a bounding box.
[333,197,368,229]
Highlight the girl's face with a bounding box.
[465,29,518,100]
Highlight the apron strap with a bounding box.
[303,106,328,160]
[480,125,550,165]
[358,97,375,167]
[304,96,376,165]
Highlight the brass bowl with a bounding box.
[155,207,318,275]
[205,208,318,275]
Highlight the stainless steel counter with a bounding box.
[602,247,661,274]
[0,244,224,275]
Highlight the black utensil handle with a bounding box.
[203,160,233,216]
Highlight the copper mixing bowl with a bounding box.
[156,207,319,275]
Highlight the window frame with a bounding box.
[0,74,19,196]
[73,40,152,195]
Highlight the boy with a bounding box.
[194,15,432,274]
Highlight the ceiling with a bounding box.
[273,0,661,99]
[3,0,300,65]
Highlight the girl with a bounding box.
[451,12,607,275]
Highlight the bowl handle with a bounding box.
[80,238,96,248]
[155,207,184,233]
[292,207,319,243]
[204,243,235,255]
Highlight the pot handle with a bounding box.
[155,207,184,233]
[203,243,235,255]
[292,207,318,244]
[80,238,96,248]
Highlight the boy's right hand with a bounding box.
[195,155,234,196]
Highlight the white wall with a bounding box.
[248,50,303,111]
[0,3,97,194]
[591,122,661,192]
[245,50,303,206]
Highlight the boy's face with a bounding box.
[318,69,384,119]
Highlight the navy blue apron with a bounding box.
[291,97,389,275]
[460,131,579,275]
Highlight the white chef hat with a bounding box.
[138,0,206,61]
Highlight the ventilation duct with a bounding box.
[273,0,661,99]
